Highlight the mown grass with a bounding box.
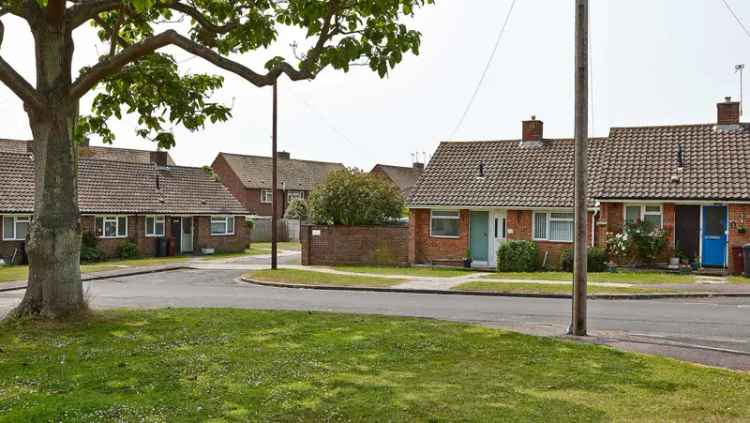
[246,269,401,288]
[333,265,475,278]
[0,309,748,422]
[729,275,750,284]
[0,257,191,284]
[483,272,696,285]
[454,281,682,296]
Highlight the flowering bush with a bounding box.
[606,221,669,266]
[606,232,630,264]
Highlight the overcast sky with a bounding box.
[1,0,749,170]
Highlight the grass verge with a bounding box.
[245,269,401,288]
[0,309,748,422]
[333,265,475,278]
[0,256,190,284]
[483,272,696,285]
[729,275,750,284]
[454,281,682,296]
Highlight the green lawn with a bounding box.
[1,309,748,422]
[246,269,401,288]
[454,281,681,296]
[729,275,750,284]
[483,272,696,285]
[0,256,190,284]
[333,265,475,278]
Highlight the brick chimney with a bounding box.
[717,97,740,125]
[278,151,291,160]
[150,150,169,166]
[522,116,544,142]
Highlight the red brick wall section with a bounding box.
[301,225,408,266]
[409,209,469,266]
[195,216,251,254]
[729,204,750,271]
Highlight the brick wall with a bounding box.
[195,216,250,254]
[729,204,750,272]
[301,224,408,266]
[408,209,469,266]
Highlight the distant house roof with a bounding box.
[371,164,424,198]
[592,124,750,201]
[215,152,345,191]
[0,152,247,215]
[408,138,606,209]
[0,139,175,165]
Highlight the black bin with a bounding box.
[156,237,168,257]
[744,244,750,277]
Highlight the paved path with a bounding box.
[1,265,748,370]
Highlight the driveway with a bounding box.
[1,262,748,370]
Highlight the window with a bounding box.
[96,216,127,238]
[533,212,575,242]
[261,190,273,204]
[145,216,166,237]
[211,216,235,236]
[430,210,460,238]
[2,215,31,241]
[625,205,662,229]
[287,191,303,202]
[494,217,507,239]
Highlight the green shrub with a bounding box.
[624,220,668,265]
[80,231,105,263]
[117,240,138,259]
[497,240,539,272]
[309,169,404,225]
[560,247,609,272]
[284,198,308,220]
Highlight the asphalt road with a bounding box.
[1,261,748,370]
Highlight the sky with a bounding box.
[0,0,749,170]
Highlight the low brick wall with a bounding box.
[301,225,408,266]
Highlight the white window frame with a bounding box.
[210,216,236,236]
[624,204,663,228]
[96,215,128,239]
[261,189,273,204]
[532,211,575,243]
[287,191,304,202]
[2,215,31,241]
[145,215,166,237]
[429,210,461,239]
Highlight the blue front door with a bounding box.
[470,211,489,262]
[702,206,727,267]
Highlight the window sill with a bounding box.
[211,233,235,237]
[533,239,574,244]
[145,234,165,238]
[98,236,128,239]
[2,238,25,241]
[430,235,461,239]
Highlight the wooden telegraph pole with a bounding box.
[271,80,279,270]
[571,0,589,336]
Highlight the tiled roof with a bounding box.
[217,153,345,191]
[0,139,175,165]
[592,124,750,200]
[0,152,247,215]
[409,138,605,208]
[371,164,424,198]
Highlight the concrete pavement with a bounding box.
[1,263,748,370]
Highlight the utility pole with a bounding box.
[271,79,279,270]
[571,0,589,336]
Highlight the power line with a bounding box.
[450,0,518,139]
[721,0,750,39]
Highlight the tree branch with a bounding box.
[0,20,45,110]
[70,11,337,100]
[68,0,121,28]
[46,0,65,24]
[165,2,239,34]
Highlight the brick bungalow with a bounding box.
[0,150,249,262]
[371,162,425,200]
[408,117,601,269]
[212,151,344,217]
[592,98,750,270]
[0,138,177,165]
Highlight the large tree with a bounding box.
[1,0,432,318]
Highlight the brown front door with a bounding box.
[675,205,700,262]
[170,217,182,254]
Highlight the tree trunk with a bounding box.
[11,23,84,318]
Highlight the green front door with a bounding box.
[470,211,489,262]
